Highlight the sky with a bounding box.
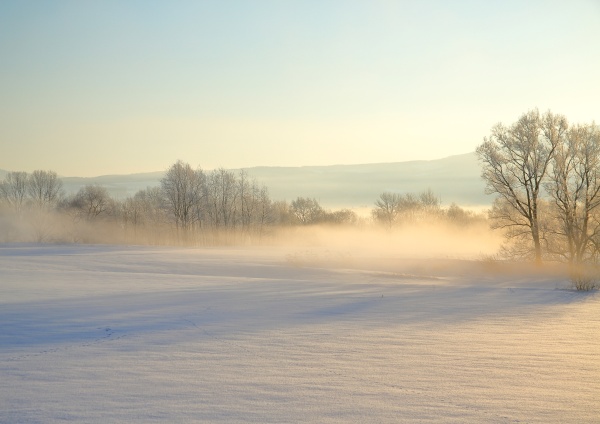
[1,0,599,177]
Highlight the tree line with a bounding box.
[1,163,279,244]
[370,188,484,228]
[0,161,483,245]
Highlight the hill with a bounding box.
[244,152,489,208]
[0,152,491,208]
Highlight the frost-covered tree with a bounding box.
[69,185,114,220]
[161,160,205,233]
[546,122,600,264]
[290,197,324,225]
[372,189,441,228]
[372,192,401,228]
[476,109,567,264]
[205,168,238,228]
[27,170,63,210]
[0,171,28,213]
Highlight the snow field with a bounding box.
[1,244,599,423]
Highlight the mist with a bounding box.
[0,202,512,287]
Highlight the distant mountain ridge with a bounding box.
[244,152,490,208]
[61,171,165,200]
[0,152,491,208]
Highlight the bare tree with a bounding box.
[0,171,28,213]
[419,188,442,215]
[476,109,567,264]
[290,197,324,225]
[119,196,144,242]
[324,208,358,225]
[255,186,275,237]
[161,160,205,236]
[272,200,296,226]
[205,168,238,229]
[397,193,423,223]
[445,203,486,226]
[238,170,257,232]
[372,190,440,228]
[134,186,170,244]
[546,122,600,263]
[372,192,401,228]
[70,185,114,220]
[24,171,63,242]
[27,170,63,210]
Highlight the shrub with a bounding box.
[570,268,600,291]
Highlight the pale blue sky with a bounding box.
[1,0,599,176]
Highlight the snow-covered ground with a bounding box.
[1,243,599,423]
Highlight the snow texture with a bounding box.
[1,244,599,423]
